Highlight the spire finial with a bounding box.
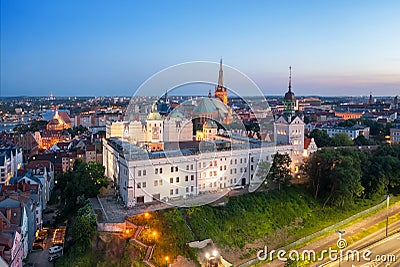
[218,58,223,87]
[288,66,292,92]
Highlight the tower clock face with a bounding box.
[152,126,160,139]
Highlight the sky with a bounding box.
[1,0,400,97]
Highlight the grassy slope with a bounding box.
[56,186,385,266]
[184,186,381,259]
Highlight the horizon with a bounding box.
[1,0,400,97]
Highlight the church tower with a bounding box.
[283,66,296,121]
[214,58,228,105]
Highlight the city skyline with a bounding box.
[1,0,400,97]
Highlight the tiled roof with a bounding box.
[58,111,71,124]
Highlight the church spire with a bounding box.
[288,66,292,93]
[214,58,228,105]
[218,58,223,87]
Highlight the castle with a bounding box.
[103,64,317,207]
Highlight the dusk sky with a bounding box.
[1,0,399,97]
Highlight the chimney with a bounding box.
[0,216,3,231]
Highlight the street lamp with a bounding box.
[165,256,169,267]
[384,194,390,237]
[335,230,346,267]
[205,253,210,267]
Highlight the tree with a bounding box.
[331,132,353,147]
[308,129,332,147]
[303,149,364,207]
[57,161,108,217]
[353,135,372,146]
[266,153,292,191]
[70,204,97,250]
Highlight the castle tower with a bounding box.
[283,66,296,121]
[214,58,228,105]
[146,102,164,151]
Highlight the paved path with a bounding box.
[96,187,248,223]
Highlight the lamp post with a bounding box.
[205,252,210,267]
[384,194,390,237]
[165,256,169,267]
[335,230,346,267]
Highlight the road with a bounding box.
[256,201,400,267]
[322,232,400,267]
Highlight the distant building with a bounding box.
[9,133,38,162]
[335,111,363,120]
[40,130,70,150]
[46,109,71,131]
[0,147,23,185]
[390,128,400,143]
[322,125,370,140]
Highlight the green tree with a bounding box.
[266,153,292,191]
[70,203,97,250]
[308,129,332,147]
[57,161,108,218]
[332,132,353,146]
[303,149,364,207]
[353,135,372,146]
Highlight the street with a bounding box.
[323,232,400,267]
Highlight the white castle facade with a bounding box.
[103,67,317,207]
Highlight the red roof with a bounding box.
[25,160,52,170]
[304,138,311,149]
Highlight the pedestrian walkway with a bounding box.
[128,223,156,267]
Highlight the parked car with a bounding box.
[49,245,63,254]
[48,254,62,262]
